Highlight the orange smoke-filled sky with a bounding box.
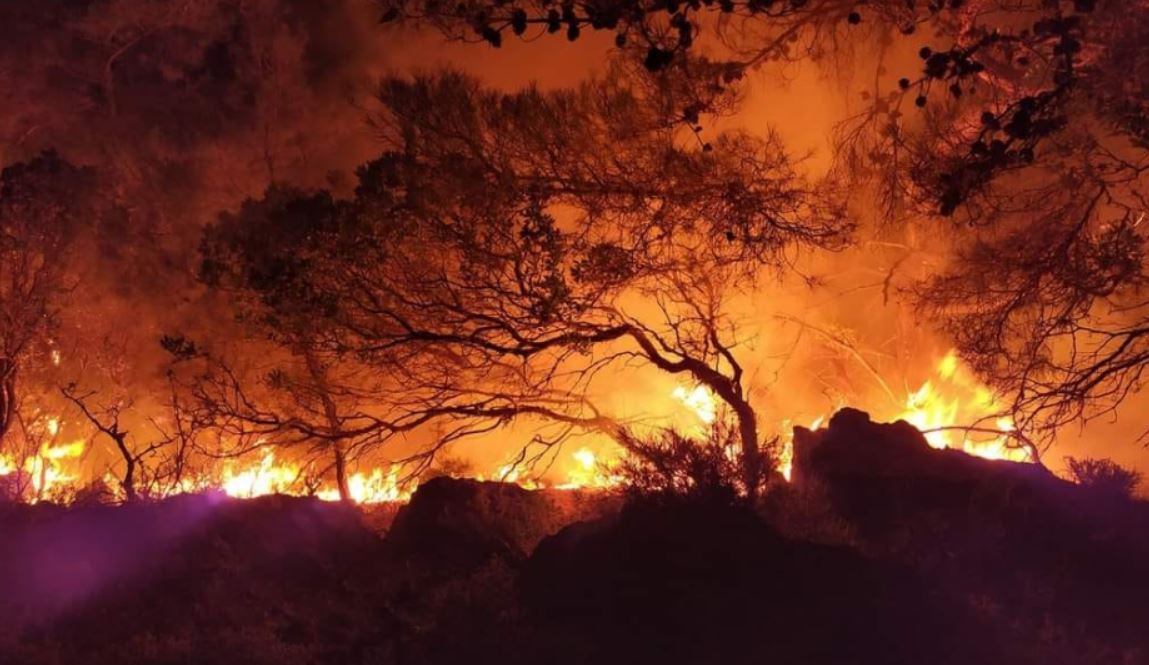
[0,0,1144,483]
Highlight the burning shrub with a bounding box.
[1065,456,1142,499]
[616,424,779,504]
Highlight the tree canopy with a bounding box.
[378,0,1149,446]
[0,152,111,448]
[196,68,848,496]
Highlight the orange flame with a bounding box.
[0,351,1029,504]
[672,350,1030,485]
[0,435,88,502]
[672,385,718,426]
[895,350,1029,463]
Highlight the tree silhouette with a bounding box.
[180,188,398,502]
[895,6,1149,443]
[60,376,215,501]
[376,0,1149,445]
[197,69,847,498]
[0,152,109,450]
[385,0,1135,217]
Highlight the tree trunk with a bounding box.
[0,360,15,448]
[732,400,762,503]
[112,433,138,502]
[700,379,763,502]
[302,348,352,503]
[710,387,761,503]
[625,326,764,502]
[103,58,118,119]
[333,440,350,503]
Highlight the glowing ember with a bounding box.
[220,451,302,499]
[671,350,1031,486]
[41,440,84,460]
[485,447,622,491]
[778,415,824,481]
[573,447,596,469]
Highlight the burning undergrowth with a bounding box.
[0,0,1146,660]
[0,349,1040,507]
[0,412,1145,665]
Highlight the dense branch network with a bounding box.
[189,69,848,497]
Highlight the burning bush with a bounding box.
[615,424,783,504]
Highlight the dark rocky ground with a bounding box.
[1,410,1147,665]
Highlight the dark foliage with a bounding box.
[384,476,610,573]
[189,69,847,499]
[0,495,397,665]
[614,424,783,503]
[381,0,1131,218]
[1066,456,1143,499]
[0,151,110,449]
[377,0,1149,442]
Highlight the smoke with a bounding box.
[0,0,1142,486]
[0,0,398,462]
[0,494,224,619]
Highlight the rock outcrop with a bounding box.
[385,476,612,572]
[790,408,1149,664]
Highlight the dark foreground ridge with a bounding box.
[789,408,1149,664]
[1,410,1146,664]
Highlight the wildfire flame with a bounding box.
[0,436,88,502]
[671,349,1030,484]
[672,385,718,425]
[555,447,622,489]
[896,350,1029,463]
[0,350,1030,505]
